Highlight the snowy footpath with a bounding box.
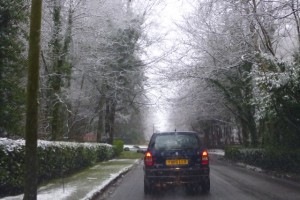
[1,159,139,200]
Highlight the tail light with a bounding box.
[145,151,154,166]
[201,150,209,165]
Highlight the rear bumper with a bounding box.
[144,167,209,185]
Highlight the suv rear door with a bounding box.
[148,132,202,168]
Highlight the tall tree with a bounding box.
[0,0,28,137]
[23,0,42,199]
[40,0,74,140]
[68,0,147,143]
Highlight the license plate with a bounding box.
[166,159,188,165]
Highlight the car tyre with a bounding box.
[186,185,198,194]
[201,178,210,194]
[144,180,151,195]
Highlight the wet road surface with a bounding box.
[95,155,300,200]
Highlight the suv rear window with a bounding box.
[153,133,199,150]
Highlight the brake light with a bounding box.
[145,151,154,166]
[201,150,209,165]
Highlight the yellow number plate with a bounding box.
[166,159,188,165]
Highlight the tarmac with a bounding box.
[1,158,140,200]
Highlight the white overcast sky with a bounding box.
[141,0,195,135]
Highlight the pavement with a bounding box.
[1,159,140,200]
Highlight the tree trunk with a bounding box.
[248,116,258,146]
[105,98,116,145]
[51,98,62,140]
[241,119,249,147]
[97,97,105,143]
[48,0,73,141]
[105,99,111,143]
[237,126,242,144]
[23,0,42,199]
[291,1,300,51]
[108,102,116,144]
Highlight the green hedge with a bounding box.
[0,139,114,197]
[113,139,124,157]
[225,146,300,173]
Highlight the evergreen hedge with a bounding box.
[225,146,300,173]
[0,138,114,197]
[112,139,124,157]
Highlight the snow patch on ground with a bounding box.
[1,187,75,200]
[82,165,134,200]
[237,162,264,173]
[209,149,225,156]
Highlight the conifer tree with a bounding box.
[0,0,28,137]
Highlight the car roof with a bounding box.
[153,131,199,135]
[148,131,203,149]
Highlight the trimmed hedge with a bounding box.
[113,139,124,157]
[0,138,114,197]
[225,146,300,173]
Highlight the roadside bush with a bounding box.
[0,143,25,196]
[113,139,124,157]
[261,148,300,172]
[224,146,242,161]
[225,146,300,173]
[239,148,264,166]
[0,138,114,198]
[97,144,114,161]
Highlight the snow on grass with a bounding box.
[82,163,136,200]
[209,149,225,156]
[0,186,76,200]
[0,159,139,200]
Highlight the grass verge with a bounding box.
[117,151,145,159]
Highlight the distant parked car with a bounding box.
[143,131,210,194]
[137,147,147,154]
[132,145,140,151]
[123,145,144,152]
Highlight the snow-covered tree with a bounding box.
[66,0,150,143]
[37,0,81,140]
[175,0,300,147]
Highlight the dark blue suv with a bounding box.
[143,131,210,194]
